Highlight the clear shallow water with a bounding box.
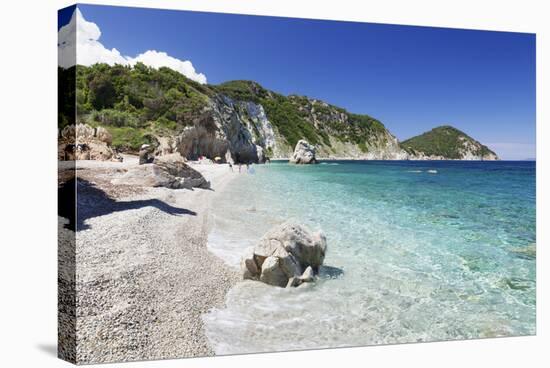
[204,160,536,354]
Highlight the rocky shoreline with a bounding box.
[58,133,498,363]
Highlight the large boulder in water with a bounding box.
[259,256,289,288]
[241,222,327,287]
[289,139,317,164]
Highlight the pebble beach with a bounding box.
[62,156,240,363]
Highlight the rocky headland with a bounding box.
[401,126,498,160]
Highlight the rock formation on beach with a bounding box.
[289,139,317,164]
[241,222,327,288]
[112,153,210,189]
[62,64,498,162]
[58,123,122,162]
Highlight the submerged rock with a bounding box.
[289,140,317,164]
[299,266,315,282]
[241,222,327,288]
[500,277,535,291]
[510,243,536,260]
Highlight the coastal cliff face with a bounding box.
[172,96,272,163]
[67,64,496,162]
[183,80,410,161]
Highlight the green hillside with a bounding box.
[60,64,390,152]
[208,80,388,149]
[59,64,496,160]
[401,126,496,159]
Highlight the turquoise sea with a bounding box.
[203,160,536,354]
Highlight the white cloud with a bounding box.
[58,8,207,84]
[127,50,207,84]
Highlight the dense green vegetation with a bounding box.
[214,80,269,103]
[284,97,388,150]
[74,63,212,150]
[213,81,389,149]
[260,94,321,148]
[61,64,497,159]
[64,64,391,151]
[401,125,495,159]
[344,114,387,147]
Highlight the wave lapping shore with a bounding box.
[203,160,536,355]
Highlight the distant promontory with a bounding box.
[401,126,498,160]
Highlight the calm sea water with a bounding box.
[203,160,536,354]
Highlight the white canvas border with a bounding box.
[0,0,546,367]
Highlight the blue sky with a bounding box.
[60,4,536,159]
